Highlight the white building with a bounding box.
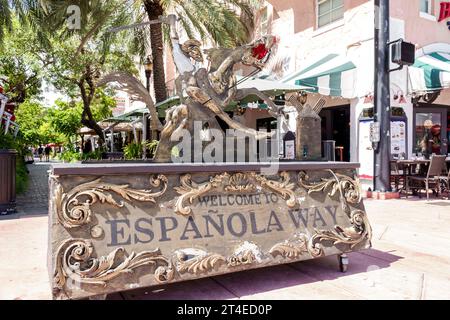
[251,0,450,189]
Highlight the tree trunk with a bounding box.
[81,106,105,146]
[79,79,105,146]
[143,0,168,103]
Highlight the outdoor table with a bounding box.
[391,157,450,193]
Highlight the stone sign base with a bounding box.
[48,162,372,300]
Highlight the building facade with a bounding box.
[252,0,450,188]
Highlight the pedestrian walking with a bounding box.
[38,145,44,162]
[44,145,51,162]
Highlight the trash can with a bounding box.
[0,149,17,215]
[322,140,336,161]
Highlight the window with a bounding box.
[420,0,431,14]
[317,0,344,28]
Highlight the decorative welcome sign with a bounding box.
[48,163,372,299]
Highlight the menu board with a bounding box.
[391,121,406,158]
[284,140,295,159]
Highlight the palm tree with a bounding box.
[3,0,256,103]
[23,0,255,103]
[137,0,255,103]
[0,0,50,43]
[20,0,141,144]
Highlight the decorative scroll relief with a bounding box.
[297,170,372,257]
[53,241,268,296]
[298,170,361,204]
[172,243,262,276]
[53,175,168,229]
[308,209,372,257]
[53,224,371,295]
[53,239,173,298]
[269,234,309,259]
[174,172,297,216]
[225,173,256,192]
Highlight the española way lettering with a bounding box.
[105,193,340,246]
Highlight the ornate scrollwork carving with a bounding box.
[270,234,309,259]
[170,243,262,276]
[307,209,372,257]
[298,170,361,204]
[174,250,226,275]
[227,250,256,267]
[174,171,297,215]
[298,170,371,257]
[54,175,168,228]
[227,241,261,267]
[225,173,256,192]
[174,173,228,216]
[53,239,173,298]
[251,171,297,208]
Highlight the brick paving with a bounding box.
[15,160,52,217]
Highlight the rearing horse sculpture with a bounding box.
[153,16,281,162]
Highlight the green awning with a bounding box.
[155,96,181,117]
[409,52,450,93]
[104,107,149,122]
[282,53,357,98]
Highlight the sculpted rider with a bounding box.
[153,14,283,162]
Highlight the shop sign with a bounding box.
[369,122,380,143]
[438,2,450,29]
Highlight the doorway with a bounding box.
[319,105,351,161]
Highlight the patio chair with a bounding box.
[406,155,447,200]
[390,162,405,192]
[438,168,450,195]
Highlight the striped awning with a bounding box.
[282,54,357,98]
[409,52,450,93]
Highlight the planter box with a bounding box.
[0,149,17,215]
[48,162,372,299]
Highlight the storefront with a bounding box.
[281,53,358,162]
[413,103,449,156]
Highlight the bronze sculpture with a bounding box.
[100,14,283,162]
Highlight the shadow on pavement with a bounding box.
[108,248,402,300]
[0,212,48,221]
[425,201,450,207]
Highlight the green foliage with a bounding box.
[13,90,116,150]
[0,17,43,103]
[144,140,159,157]
[41,1,138,94]
[128,0,255,58]
[124,142,143,160]
[58,150,81,163]
[15,156,29,194]
[81,149,104,161]
[0,0,48,42]
[91,89,116,120]
[57,143,80,163]
[0,133,16,149]
[35,1,137,140]
[47,100,83,139]
[14,99,67,146]
[14,100,45,145]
